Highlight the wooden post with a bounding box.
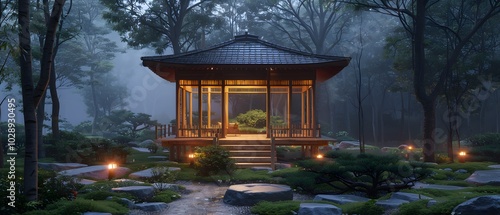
[198,82,202,137]
[288,81,292,137]
[271,137,276,170]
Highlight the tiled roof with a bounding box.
[141,33,349,65]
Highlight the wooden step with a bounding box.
[235,162,273,168]
[221,145,271,150]
[230,156,271,163]
[229,150,270,157]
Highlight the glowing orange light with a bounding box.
[459,151,467,156]
[408,146,413,150]
[316,154,324,159]
[188,153,195,159]
[108,163,117,169]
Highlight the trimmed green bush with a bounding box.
[468,133,500,146]
[152,190,181,203]
[30,198,129,215]
[341,200,384,215]
[236,109,266,128]
[251,200,300,215]
[194,145,236,176]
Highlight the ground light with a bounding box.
[459,151,467,163]
[188,153,195,166]
[108,163,117,180]
[316,154,324,159]
[406,146,413,161]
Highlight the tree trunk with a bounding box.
[19,0,38,201]
[421,100,436,162]
[37,92,46,158]
[90,73,99,134]
[50,64,60,141]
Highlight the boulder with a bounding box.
[297,203,342,215]
[129,167,181,179]
[412,182,466,190]
[59,165,130,180]
[78,179,97,185]
[223,183,293,206]
[134,202,169,212]
[139,139,154,147]
[131,147,150,153]
[455,169,468,174]
[153,183,184,191]
[465,169,500,185]
[313,194,369,205]
[106,197,135,208]
[39,162,88,171]
[452,195,500,214]
[442,168,453,172]
[251,167,273,171]
[488,164,500,169]
[148,156,168,160]
[112,186,155,201]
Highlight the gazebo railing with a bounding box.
[270,124,321,138]
[156,124,221,138]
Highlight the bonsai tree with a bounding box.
[299,151,431,198]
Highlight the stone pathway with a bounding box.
[160,182,252,215]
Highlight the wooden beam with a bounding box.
[288,81,292,137]
[198,81,202,137]
[222,82,227,138]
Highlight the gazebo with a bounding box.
[141,33,350,167]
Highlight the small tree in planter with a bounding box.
[298,151,432,198]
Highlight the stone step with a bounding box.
[229,150,271,157]
[219,140,270,145]
[235,162,273,168]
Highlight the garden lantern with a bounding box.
[316,154,324,159]
[458,151,467,163]
[108,163,117,180]
[188,153,195,166]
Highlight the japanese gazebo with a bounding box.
[141,33,350,167]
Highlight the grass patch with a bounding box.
[24,198,128,215]
[435,162,494,172]
[80,190,135,200]
[151,190,182,203]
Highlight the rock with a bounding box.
[313,194,370,205]
[134,202,169,212]
[297,203,342,215]
[223,183,293,206]
[488,164,500,169]
[412,182,466,190]
[131,147,151,153]
[443,168,453,172]
[112,186,155,201]
[455,169,468,174]
[129,167,181,179]
[78,179,97,185]
[113,179,145,184]
[465,169,500,185]
[106,197,135,208]
[427,199,438,207]
[82,213,112,215]
[452,195,500,214]
[251,167,273,171]
[59,165,130,180]
[139,139,154,147]
[39,162,88,171]
[391,192,433,202]
[148,156,168,160]
[424,162,439,166]
[375,199,409,209]
[275,163,292,169]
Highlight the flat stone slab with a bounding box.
[223,183,293,206]
[132,147,150,152]
[129,167,181,179]
[39,162,88,171]
[413,182,466,190]
[59,165,130,180]
[375,199,409,209]
[78,179,97,185]
[251,167,273,171]
[153,183,184,191]
[391,192,433,202]
[148,156,168,160]
[298,203,342,215]
[112,186,155,201]
[83,213,112,215]
[488,164,500,169]
[313,194,370,205]
[452,195,500,214]
[134,202,168,212]
[465,169,500,185]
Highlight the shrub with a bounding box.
[468,145,500,162]
[143,166,178,189]
[467,133,500,146]
[38,170,83,207]
[341,200,384,215]
[36,199,128,215]
[147,142,160,153]
[81,190,134,200]
[236,109,266,128]
[299,151,432,198]
[193,145,236,176]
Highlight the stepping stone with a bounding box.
[298,203,342,215]
[148,156,168,160]
[134,202,168,212]
[152,183,184,191]
[223,183,293,206]
[113,179,145,184]
[39,162,88,171]
[465,169,500,185]
[132,147,151,153]
[251,167,273,171]
[129,167,181,179]
[313,194,370,205]
[82,213,112,215]
[375,199,409,209]
[488,164,500,169]
[59,165,131,180]
[413,182,466,190]
[452,195,500,214]
[106,197,135,208]
[391,192,433,202]
[112,186,155,201]
[139,139,154,147]
[78,179,97,185]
